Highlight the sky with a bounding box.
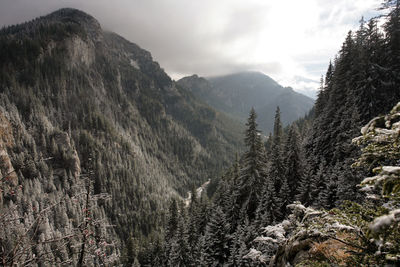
[0,0,382,98]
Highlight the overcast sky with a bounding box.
[0,0,382,98]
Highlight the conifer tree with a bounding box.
[164,199,178,261]
[264,132,273,158]
[186,187,201,264]
[295,165,313,205]
[354,18,385,123]
[382,0,400,111]
[310,160,327,208]
[226,154,242,232]
[228,219,251,266]
[167,209,190,267]
[317,170,338,210]
[255,178,281,228]
[283,124,303,200]
[239,108,267,220]
[200,205,231,266]
[165,199,178,240]
[278,177,291,217]
[268,107,284,192]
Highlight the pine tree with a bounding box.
[226,154,242,232]
[200,205,231,266]
[255,177,281,228]
[187,187,201,264]
[318,174,338,210]
[295,164,313,205]
[228,219,251,266]
[335,159,363,205]
[164,199,178,261]
[354,18,385,123]
[283,124,304,200]
[239,108,267,220]
[310,160,327,208]
[165,199,178,240]
[278,177,291,217]
[268,107,285,193]
[383,0,400,110]
[167,210,190,267]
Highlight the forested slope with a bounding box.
[177,71,314,133]
[156,1,400,266]
[0,8,243,265]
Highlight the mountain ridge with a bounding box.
[178,71,314,133]
[0,8,243,264]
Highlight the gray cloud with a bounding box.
[0,0,381,94]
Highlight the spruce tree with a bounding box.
[228,220,251,266]
[227,154,242,232]
[283,124,303,200]
[278,177,291,217]
[200,205,231,266]
[354,18,385,123]
[187,187,201,264]
[265,132,273,158]
[268,107,284,192]
[165,199,178,241]
[164,199,178,261]
[310,160,327,208]
[383,0,400,110]
[167,210,190,267]
[295,165,313,205]
[239,108,267,220]
[255,177,281,228]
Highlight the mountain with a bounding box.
[161,4,400,266]
[177,71,314,133]
[0,8,243,264]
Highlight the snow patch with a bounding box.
[243,248,267,263]
[370,209,400,233]
[382,166,400,175]
[130,59,140,70]
[330,222,355,231]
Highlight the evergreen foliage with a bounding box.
[239,108,267,220]
[2,1,400,266]
[0,8,243,266]
[200,205,231,266]
[158,2,400,265]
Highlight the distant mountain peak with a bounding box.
[207,71,280,89]
[178,72,314,133]
[46,8,99,25]
[42,8,102,39]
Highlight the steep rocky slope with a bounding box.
[0,8,243,264]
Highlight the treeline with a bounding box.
[152,1,400,265]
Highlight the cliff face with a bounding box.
[0,8,243,264]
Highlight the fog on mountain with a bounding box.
[1,1,400,266]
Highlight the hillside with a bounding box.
[177,71,314,133]
[0,8,243,264]
[159,2,400,266]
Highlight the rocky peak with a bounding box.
[46,8,101,29]
[45,8,102,40]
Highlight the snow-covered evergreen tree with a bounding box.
[283,124,304,203]
[200,205,231,266]
[239,108,268,220]
[255,178,281,228]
